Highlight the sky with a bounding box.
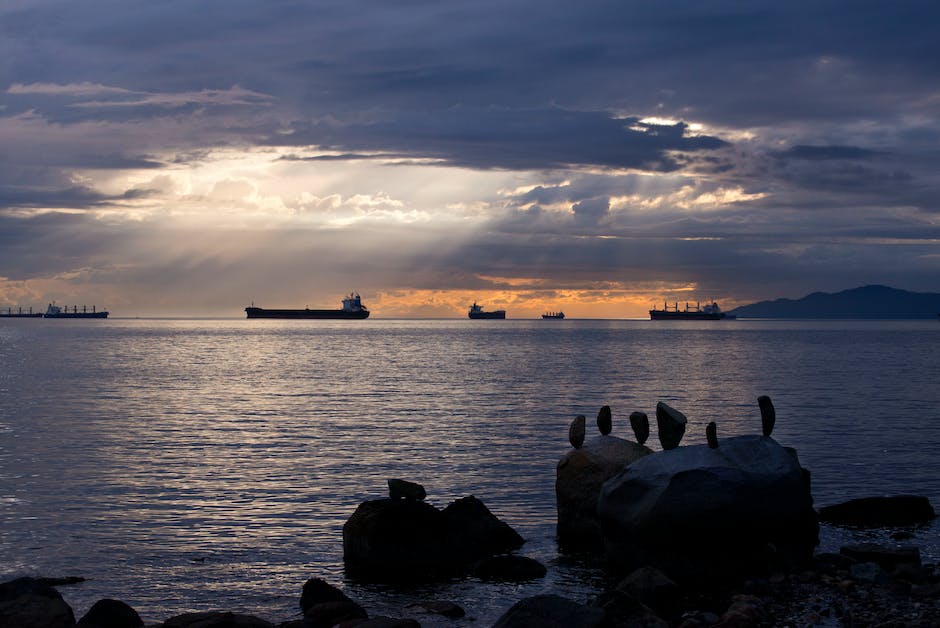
[2,1,939,318]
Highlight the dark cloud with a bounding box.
[773,145,886,161]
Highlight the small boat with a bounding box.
[468,302,506,319]
[245,293,370,319]
[44,303,109,318]
[541,311,565,319]
[649,301,735,321]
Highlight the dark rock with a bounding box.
[814,552,856,572]
[629,412,650,445]
[705,422,718,449]
[404,600,465,618]
[304,600,368,628]
[556,435,653,550]
[37,576,86,587]
[492,594,606,628]
[593,589,667,628]
[77,598,143,628]
[300,578,362,614]
[0,576,76,628]
[615,566,680,618]
[848,562,884,583]
[598,435,819,583]
[162,611,274,628]
[336,617,420,628]
[757,395,775,437]
[569,415,586,448]
[655,402,686,450]
[840,543,921,570]
[597,406,612,435]
[818,495,936,527]
[713,594,765,628]
[911,582,940,599]
[471,555,547,581]
[387,479,426,501]
[343,494,523,581]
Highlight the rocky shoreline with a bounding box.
[3,398,939,627]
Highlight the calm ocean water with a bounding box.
[2,318,939,624]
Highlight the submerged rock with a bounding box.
[343,494,523,581]
[556,434,653,550]
[471,555,547,581]
[597,435,818,582]
[819,495,936,527]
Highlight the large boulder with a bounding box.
[819,495,936,527]
[77,598,143,627]
[0,577,76,628]
[492,594,606,628]
[597,435,818,582]
[343,494,523,580]
[556,434,653,550]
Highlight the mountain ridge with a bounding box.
[728,285,940,319]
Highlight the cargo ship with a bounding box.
[541,311,565,319]
[245,293,370,319]
[468,302,506,319]
[44,303,109,318]
[649,301,735,320]
[0,307,43,318]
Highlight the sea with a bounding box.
[1,318,939,625]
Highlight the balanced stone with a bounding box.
[758,395,775,437]
[596,405,612,435]
[569,415,586,449]
[706,421,718,448]
[387,478,426,501]
[655,402,686,450]
[629,411,649,445]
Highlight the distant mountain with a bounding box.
[728,285,940,319]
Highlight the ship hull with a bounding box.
[0,312,44,318]
[44,312,109,319]
[245,307,369,319]
[649,311,734,320]
[468,311,506,319]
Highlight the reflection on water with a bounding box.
[1,318,939,623]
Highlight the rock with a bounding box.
[848,562,884,583]
[713,594,765,628]
[342,494,523,580]
[655,402,686,450]
[77,598,143,627]
[597,435,819,582]
[840,543,921,570]
[404,600,465,618]
[0,576,76,628]
[757,395,775,437]
[337,618,420,628]
[162,612,274,628]
[592,590,668,628]
[492,594,606,628]
[818,495,936,527]
[300,578,366,627]
[37,576,86,587]
[614,566,680,618]
[629,412,650,445]
[569,415,586,448]
[556,435,654,550]
[387,479,426,501]
[706,422,718,448]
[597,406,612,435]
[471,555,547,581]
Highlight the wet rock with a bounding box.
[0,576,76,628]
[706,422,718,448]
[840,543,921,570]
[343,494,523,581]
[492,594,606,628]
[404,600,465,618]
[593,589,668,628]
[757,395,775,437]
[713,594,765,628]
[556,435,653,550]
[300,578,366,625]
[387,479,426,501]
[569,415,586,448]
[471,555,547,581]
[849,562,884,583]
[597,406,612,435]
[614,566,680,618]
[162,612,274,628]
[598,435,819,582]
[77,598,143,627]
[655,402,686,450]
[819,495,936,527]
[629,412,650,445]
[338,618,420,628]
